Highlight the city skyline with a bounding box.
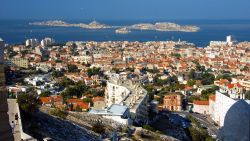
[1,0,250,20]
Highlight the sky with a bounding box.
[1,0,250,20]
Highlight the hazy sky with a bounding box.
[1,0,250,20]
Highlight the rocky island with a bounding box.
[115,27,131,34]
[129,22,199,32]
[30,20,199,32]
[29,20,112,29]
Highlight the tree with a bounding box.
[17,93,40,114]
[52,70,64,78]
[245,91,250,100]
[201,73,215,85]
[40,91,51,97]
[187,79,196,86]
[68,64,79,72]
[92,122,105,134]
[188,69,196,79]
[215,73,232,82]
[87,67,103,77]
[60,76,75,87]
[188,127,209,141]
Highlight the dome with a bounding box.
[219,100,250,141]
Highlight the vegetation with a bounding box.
[39,90,52,97]
[61,81,89,99]
[50,108,68,119]
[187,79,196,86]
[147,68,160,74]
[92,122,105,134]
[245,91,250,100]
[59,76,75,87]
[188,127,209,141]
[17,93,40,114]
[67,64,79,72]
[215,73,232,82]
[201,73,215,85]
[171,53,181,59]
[142,125,156,132]
[52,70,64,78]
[87,67,103,77]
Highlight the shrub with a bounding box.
[142,125,156,132]
[92,122,105,134]
[50,108,68,119]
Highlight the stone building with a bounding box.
[163,93,182,111]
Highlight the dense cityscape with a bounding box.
[0,34,250,140]
[1,0,250,141]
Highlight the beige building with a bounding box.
[5,58,29,68]
[193,100,209,114]
[209,95,216,119]
[92,96,105,110]
[163,93,182,111]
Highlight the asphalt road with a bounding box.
[173,111,219,136]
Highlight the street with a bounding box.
[173,111,219,136]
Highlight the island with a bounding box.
[29,20,200,32]
[115,27,131,34]
[29,20,112,29]
[129,22,199,32]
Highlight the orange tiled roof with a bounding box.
[193,100,209,105]
[92,96,105,102]
[209,95,216,101]
[40,97,51,104]
[67,99,82,103]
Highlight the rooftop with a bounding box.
[89,104,128,116]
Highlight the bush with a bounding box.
[50,108,68,119]
[17,93,40,114]
[92,122,105,134]
[142,125,156,132]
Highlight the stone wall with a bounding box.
[0,64,14,141]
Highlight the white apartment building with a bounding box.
[25,38,39,47]
[0,38,4,64]
[213,91,237,127]
[105,75,148,124]
[41,37,55,47]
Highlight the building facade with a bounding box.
[5,58,29,68]
[193,100,209,114]
[163,94,182,111]
[104,75,148,124]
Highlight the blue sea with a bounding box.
[0,19,250,47]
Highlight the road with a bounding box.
[173,111,219,136]
[7,99,21,141]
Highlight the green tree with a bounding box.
[245,91,250,100]
[40,91,51,97]
[68,64,79,72]
[17,93,40,114]
[187,79,196,86]
[60,76,75,87]
[92,122,105,134]
[52,70,64,78]
[201,73,215,85]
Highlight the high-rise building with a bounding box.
[41,37,55,47]
[0,38,4,64]
[25,38,39,47]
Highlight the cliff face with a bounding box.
[0,64,14,141]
